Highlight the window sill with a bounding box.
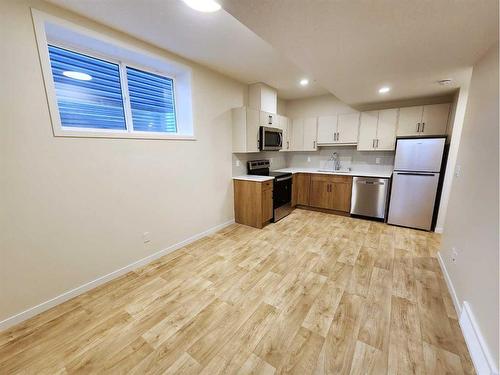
[53,128,196,141]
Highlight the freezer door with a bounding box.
[388,172,440,231]
[394,138,445,172]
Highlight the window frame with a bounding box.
[32,9,194,141]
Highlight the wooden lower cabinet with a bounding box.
[301,174,353,213]
[234,179,273,228]
[292,173,311,206]
[309,176,332,209]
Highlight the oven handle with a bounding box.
[275,175,293,182]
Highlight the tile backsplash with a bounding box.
[286,146,395,173]
[233,146,394,175]
[232,151,287,176]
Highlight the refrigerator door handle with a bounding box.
[395,172,436,176]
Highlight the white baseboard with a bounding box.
[0,219,235,332]
[434,226,444,234]
[460,302,499,375]
[437,251,461,314]
[437,252,499,375]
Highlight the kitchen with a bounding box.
[233,83,452,232]
[1,0,497,374]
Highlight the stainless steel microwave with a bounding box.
[259,126,283,151]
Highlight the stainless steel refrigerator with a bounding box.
[388,137,446,231]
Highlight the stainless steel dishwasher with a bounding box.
[350,177,390,220]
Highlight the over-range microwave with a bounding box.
[259,126,283,151]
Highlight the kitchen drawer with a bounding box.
[311,174,352,184]
[261,180,273,191]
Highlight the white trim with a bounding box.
[434,226,444,234]
[437,251,499,375]
[437,251,461,314]
[0,219,235,332]
[460,302,499,375]
[30,8,192,140]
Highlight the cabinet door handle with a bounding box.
[268,115,272,125]
[376,139,379,148]
[417,123,420,132]
[313,141,316,149]
[287,140,289,149]
[372,139,375,148]
[421,122,425,132]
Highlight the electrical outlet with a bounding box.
[235,160,240,167]
[455,165,461,177]
[451,247,458,263]
[269,158,273,164]
[375,157,381,164]
[307,156,311,163]
[143,232,151,244]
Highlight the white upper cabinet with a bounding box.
[397,106,423,136]
[358,111,378,150]
[397,103,450,136]
[277,115,292,151]
[291,118,304,151]
[421,103,450,135]
[377,109,398,150]
[336,113,360,144]
[290,117,317,151]
[232,107,260,153]
[259,111,277,127]
[317,115,337,144]
[303,117,318,151]
[248,83,277,114]
[358,109,398,151]
[317,113,359,145]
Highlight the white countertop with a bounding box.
[232,175,274,182]
[273,167,393,179]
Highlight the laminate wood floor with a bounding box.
[0,209,475,374]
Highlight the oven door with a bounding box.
[260,126,283,151]
[272,175,293,222]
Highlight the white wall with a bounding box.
[0,0,246,323]
[435,75,472,232]
[440,43,499,369]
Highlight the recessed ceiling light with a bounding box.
[182,0,221,12]
[299,78,309,86]
[378,86,390,94]
[63,71,92,81]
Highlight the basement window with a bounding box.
[32,9,193,140]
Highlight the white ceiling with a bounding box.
[221,0,499,105]
[46,0,328,99]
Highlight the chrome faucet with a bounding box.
[329,152,341,171]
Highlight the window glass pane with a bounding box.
[126,67,177,133]
[48,45,126,130]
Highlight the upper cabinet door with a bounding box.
[357,111,378,151]
[291,118,304,151]
[421,103,450,135]
[336,113,359,144]
[317,115,337,144]
[376,108,398,150]
[303,117,318,151]
[259,111,276,127]
[278,115,291,151]
[245,108,260,152]
[397,106,423,136]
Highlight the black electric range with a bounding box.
[247,160,293,222]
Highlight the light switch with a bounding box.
[307,156,311,162]
[455,165,461,177]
